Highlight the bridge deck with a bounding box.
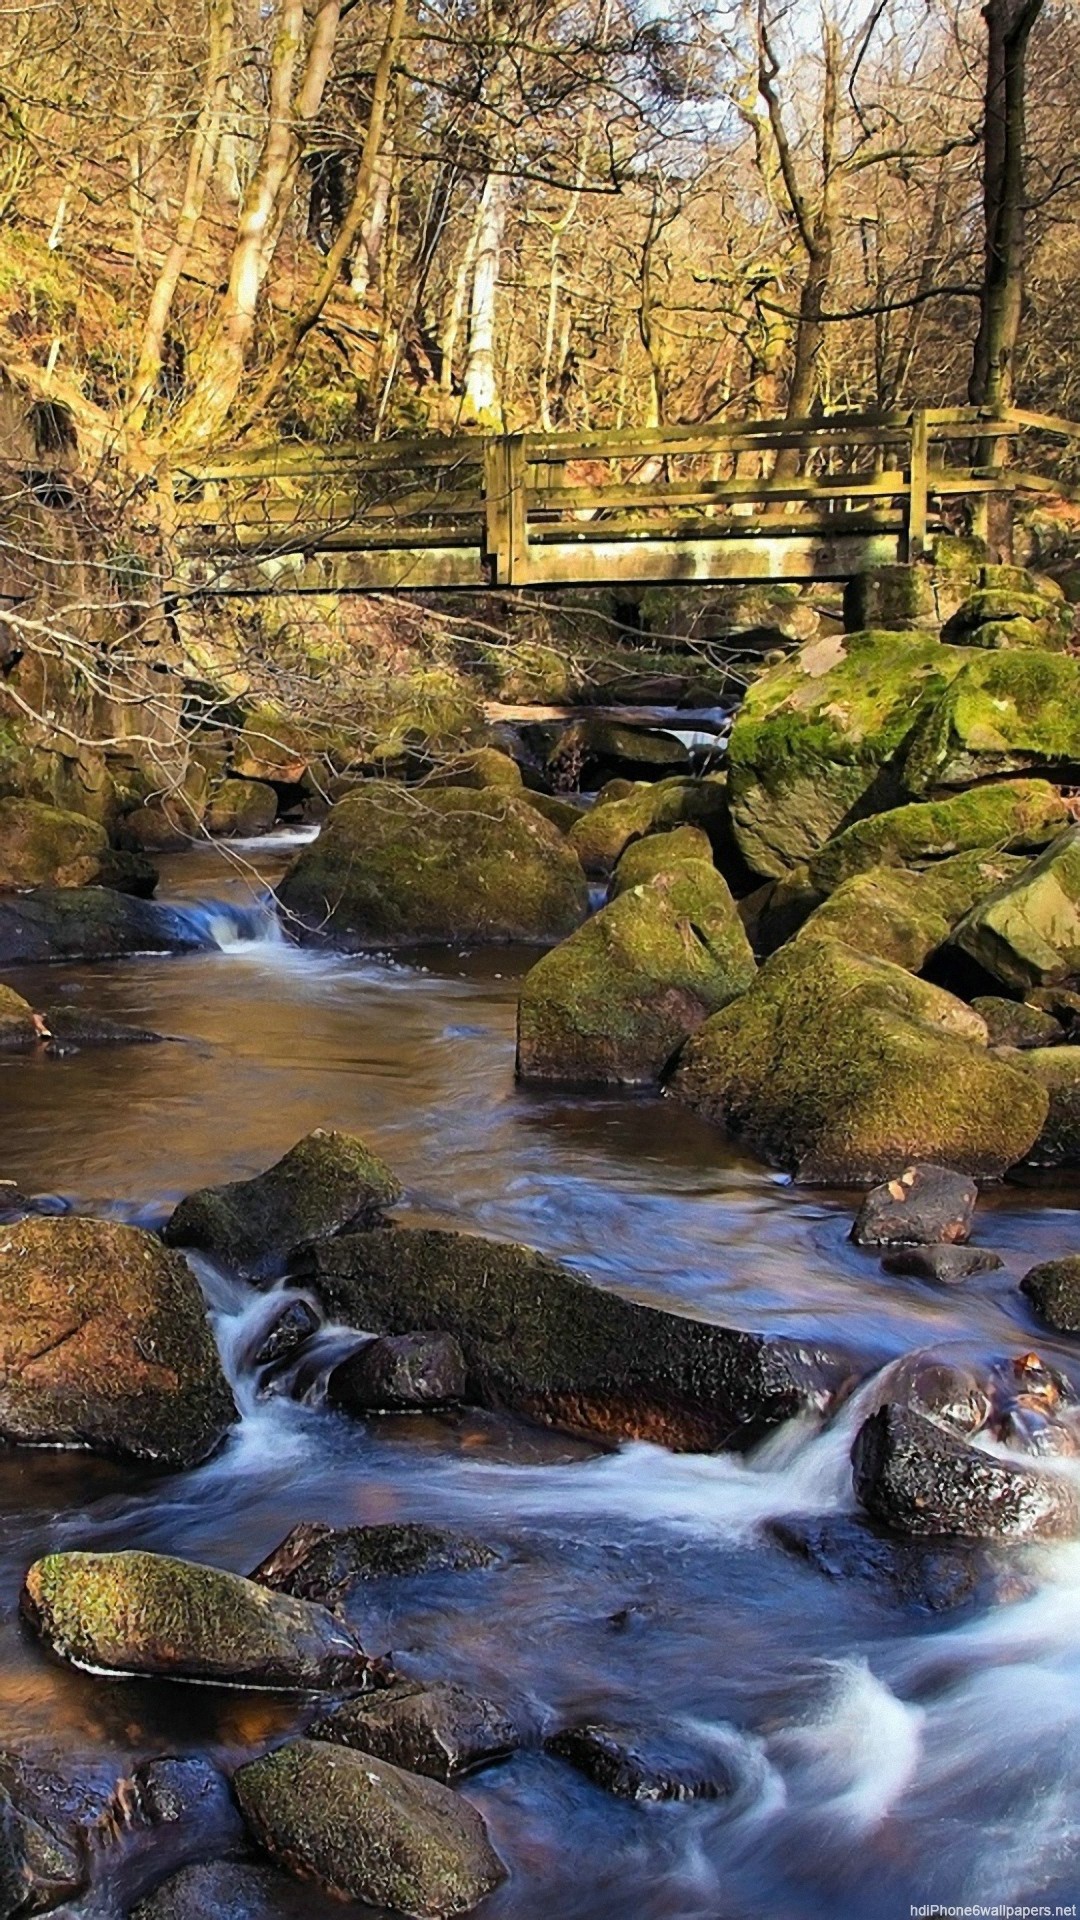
[167,407,1080,595]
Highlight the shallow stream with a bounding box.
[2,830,1080,1919]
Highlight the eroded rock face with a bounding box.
[233,1739,506,1917]
[544,1723,734,1803]
[0,1216,234,1466]
[851,1403,1080,1541]
[278,782,589,947]
[20,1550,381,1690]
[952,827,1080,991]
[293,1226,850,1452]
[326,1332,467,1414]
[668,938,1046,1184]
[164,1129,402,1276]
[516,863,756,1087]
[309,1680,517,1782]
[851,1164,978,1248]
[250,1523,498,1608]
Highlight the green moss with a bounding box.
[952,826,1080,989]
[0,982,36,1050]
[945,588,1073,646]
[972,997,1063,1049]
[905,651,1080,794]
[669,936,1047,1183]
[519,792,582,834]
[610,824,713,896]
[794,851,1026,972]
[568,776,730,877]
[517,861,755,1086]
[423,748,523,792]
[808,780,1068,892]
[0,797,107,889]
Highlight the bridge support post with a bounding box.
[905,408,928,562]
[483,435,529,586]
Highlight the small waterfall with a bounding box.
[166,892,285,953]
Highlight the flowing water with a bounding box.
[2,829,1080,1919]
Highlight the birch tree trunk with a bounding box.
[461,170,510,424]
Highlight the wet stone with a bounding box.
[326,1331,467,1414]
[0,1748,96,1916]
[40,1005,166,1051]
[766,1514,1034,1612]
[881,1245,1004,1285]
[129,1860,314,1920]
[851,1402,1080,1541]
[1021,1257,1080,1334]
[543,1721,735,1803]
[250,1522,499,1609]
[851,1163,978,1247]
[309,1679,518,1782]
[248,1299,321,1372]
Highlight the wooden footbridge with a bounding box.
[168,406,1080,596]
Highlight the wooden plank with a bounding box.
[173,544,492,595]
[488,533,903,588]
[997,408,1080,442]
[907,410,928,561]
[524,472,909,513]
[525,511,905,545]
[174,436,486,482]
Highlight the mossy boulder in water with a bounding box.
[164,1129,402,1276]
[0,1217,235,1465]
[278,782,589,946]
[0,797,108,889]
[204,778,278,837]
[726,630,969,878]
[0,983,36,1050]
[567,776,731,878]
[904,651,1080,794]
[668,937,1047,1183]
[293,1226,849,1451]
[792,852,1026,971]
[517,863,755,1086]
[20,1550,378,1689]
[951,826,1080,990]
[609,824,713,897]
[807,780,1068,893]
[233,1738,506,1916]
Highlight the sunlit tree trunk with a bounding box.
[969,0,1044,411]
[461,170,510,424]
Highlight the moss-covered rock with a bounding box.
[204,778,278,837]
[232,704,348,785]
[807,780,1068,893]
[250,1522,498,1608]
[568,776,731,878]
[0,889,209,965]
[519,791,582,834]
[292,1226,849,1452]
[20,1551,375,1689]
[609,824,713,897]
[0,982,36,1049]
[547,718,690,789]
[952,826,1080,989]
[309,1680,517,1783]
[0,1217,234,1465]
[726,631,969,878]
[943,587,1074,651]
[517,864,756,1086]
[424,748,523,792]
[904,651,1080,794]
[668,937,1047,1183]
[0,797,108,890]
[1011,1047,1080,1165]
[233,1738,505,1916]
[164,1129,401,1276]
[278,782,589,946]
[972,997,1064,1049]
[793,852,1027,971]
[843,564,942,633]
[1020,1257,1080,1333]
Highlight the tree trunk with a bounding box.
[969,0,1044,411]
[461,171,510,424]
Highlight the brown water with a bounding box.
[2,831,1080,1919]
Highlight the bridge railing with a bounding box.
[170,406,1080,591]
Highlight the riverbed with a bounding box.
[2,831,1079,1919]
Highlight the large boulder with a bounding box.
[0,889,208,965]
[163,1129,402,1276]
[0,1217,234,1465]
[791,852,1025,972]
[725,630,969,878]
[233,1739,506,1917]
[277,782,589,946]
[0,798,108,890]
[292,1226,849,1452]
[608,823,713,897]
[951,827,1080,990]
[309,1680,517,1782]
[942,580,1073,651]
[516,863,756,1086]
[904,651,1080,795]
[1012,1046,1080,1165]
[204,778,278,837]
[567,776,732,878]
[807,779,1068,893]
[668,938,1047,1183]
[423,748,523,793]
[20,1550,378,1689]
[851,1402,1080,1542]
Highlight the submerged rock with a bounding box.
[129,1860,310,1920]
[0,1216,234,1466]
[767,1514,1032,1612]
[1020,1258,1080,1334]
[881,1245,1003,1285]
[807,780,1067,894]
[277,781,589,947]
[516,863,756,1087]
[851,1403,1080,1541]
[20,1550,380,1690]
[0,1747,95,1915]
[851,1164,978,1248]
[668,938,1046,1184]
[164,1129,402,1275]
[293,1226,849,1451]
[309,1680,517,1782]
[233,1738,506,1917]
[0,890,208,966]
[544,1722,733,1803]
[326,1332,467,1414]
[250,1522,498,1607]
[40,1005,166,1050]
[952,827,1080,990]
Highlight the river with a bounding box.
[1,829,1079,1919]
